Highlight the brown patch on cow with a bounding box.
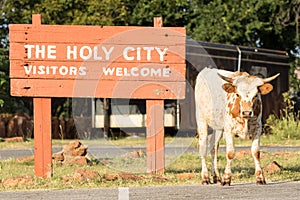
[227,151,235,160]
[259,83,273,95]
[253,98,261,117]
[241,101,252,112]
[222,83,236,93]
[254,150,260,160]
[255,170,263,177]
[229,96,241,118]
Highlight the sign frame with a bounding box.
[9,14,186,177]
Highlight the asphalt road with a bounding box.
[1,181,300,200]
[1,145,300,160]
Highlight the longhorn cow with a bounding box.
[195,67,279,186]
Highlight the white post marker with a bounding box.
[118,187,129,200]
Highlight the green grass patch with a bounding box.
[0,135,299,150]
[1,150,300,191]
[0,137,196,149]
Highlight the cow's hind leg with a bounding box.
[222,131,234,186]
[198,122,210,184]
[252,135,266,185]
[210,129,223,184]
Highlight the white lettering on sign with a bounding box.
[24,44,57,59]
[123,47,168,61]
[23,44,171,78]
[66,46,114,60]
[24,65,87,76]
[102,67,170,77]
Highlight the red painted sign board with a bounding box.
[10,15,186,99]
[9,15,186,177]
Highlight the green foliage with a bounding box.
[2,0,128,26]
[289,57,300,93]
[0,0,299,114]
[265,92,300,140]
[188,0,293,49]
[128,0,191,26]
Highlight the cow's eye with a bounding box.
[236,94,240,97]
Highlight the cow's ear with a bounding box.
[222,83,236,93]
[259,83,273,95]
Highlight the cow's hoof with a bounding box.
[221,179,231,186]
[213,177,222,185]
[201,179,210,185]
[256,179,266,185]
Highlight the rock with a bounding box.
[4,137,24,142]
[264,161,282,174]
[0,118,6,138]
[274,152,298,157]
[63,140,87,157]
[119,173,142,181]
[73,168,100,181]
[53,151,64,162]
[152,175,169,182]
[122,150,146,158]
[104,174,119,181]
[235,149,251,159]
[175,173,196,179]
[16,155,34,163]
[64,156,88,165]
[52,140,89,165]
[1,175,33,187]
[104,173,142,181]
[61,175,72,182]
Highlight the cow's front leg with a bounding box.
[198,124,210,184]
[251,135,266,185]
[222,131,234,186]
[210,130,223,184]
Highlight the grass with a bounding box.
[0,147,300,191]
[0,133,299,191]
[0,137,195,149]
[0,135,299,150]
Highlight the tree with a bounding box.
[274,0,300,92]
[187,0,299,91]
[128,0,191,26]
[1,0,129,116]
[0,0,299,115]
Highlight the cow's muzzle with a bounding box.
[242,111,253,118]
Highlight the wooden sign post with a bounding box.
[9,14,186,177]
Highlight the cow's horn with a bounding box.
[217,72,234,83]
[263,73,280,83]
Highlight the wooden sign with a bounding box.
[9,15,186,177]
[10,15,186,99]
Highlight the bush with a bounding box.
[265,93,300,140]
